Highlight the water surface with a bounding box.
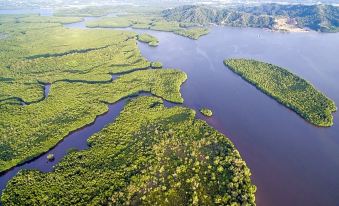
[133,26,339,206]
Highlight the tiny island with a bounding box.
[200,108,213,117]
[151,61,163,68]
[137,33,159,47]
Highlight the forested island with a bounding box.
[137,33,159,46]
[200,108,213,117]
[162,4,339,32]
[224,59,337,127]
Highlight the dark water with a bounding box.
[44,84,51,98]
[132,27,339,206]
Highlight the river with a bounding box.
[1,10,339,206]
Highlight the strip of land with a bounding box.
[86,16,209,40]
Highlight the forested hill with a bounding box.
[161,5,275,29]
[162,4,339,32]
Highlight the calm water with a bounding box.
[1,11,339,205]
[132,27,339,206]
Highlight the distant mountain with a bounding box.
[162,5,275,28]
[162,4,339,32]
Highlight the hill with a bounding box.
[162,4,339,32]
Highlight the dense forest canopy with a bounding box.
[224,59,337,127]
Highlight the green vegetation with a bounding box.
[0,14,255,206]
[2,96,256,206]
[200,108,213,117]
[0,69,187,173]
[54,5,164,18]
[86,15,209,40]
[54,6,116,17]
[162,5,275,29]
[151,61,163,68]
[0,15,186,173]
[173,27,209,40]
[0,14,83,24]
[137,33,159,46]
[162,4,339,32]
[224,59,337,127]
[46,154,54,161]
[86,17,132,28]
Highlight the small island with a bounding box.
[151,61,163,68]
[47,154,55,161]
[200,108,213,117]
[137,33,159,47]
[224,59,337,127]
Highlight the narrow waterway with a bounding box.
[0,97,127,196]
[0,82,178,203]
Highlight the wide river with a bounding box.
[1,10,339,206]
